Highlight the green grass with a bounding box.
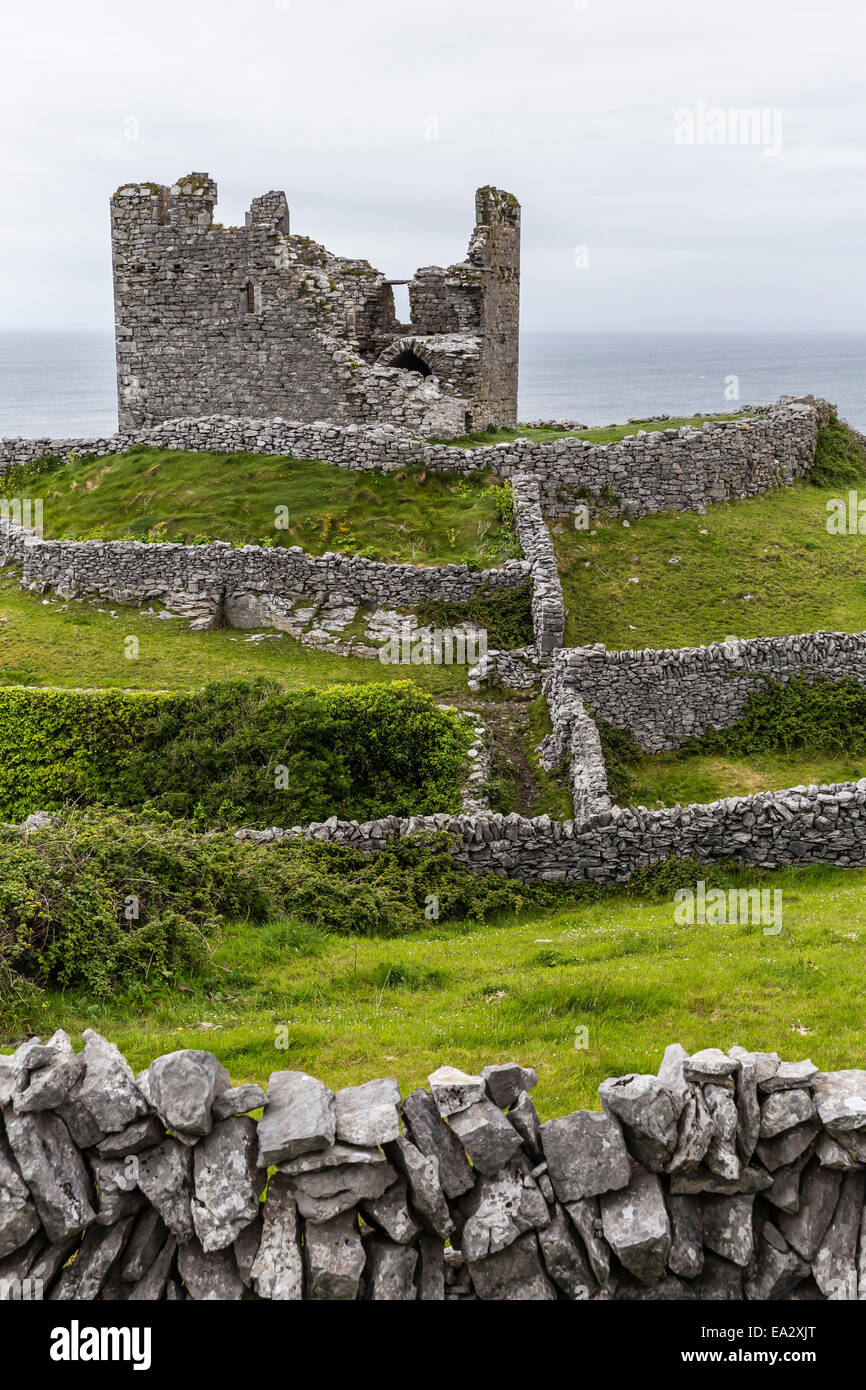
[15,446,519,566]
[0,575,473,700]
[553,477,866,649]
[432,414,752,449]
[19,863,866,1117]
[612,749,866,809]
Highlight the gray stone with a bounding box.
[335,1077,401,1147]
[467,1232,557,1301]
[667,1194,703,1279]
[507,1089,543,1159]
[812,1070,866,1132]
[728,1047,781,1086]
[482,1063,539,1109]
[812,1171,863,1299]
[136,1138,194,1241]
[120,1207,168,1284]
[704,1084,740,1181]
[257,1070,336,1166]
[701,1194,754,1267]
[683,1049,739,1085]
[233,1211,263,1287]
[778,1162,843,1261]
[192,1116,265,1252]
[448,1098,523,1175]
[385,1134,454,1238]
[363,1232,418,1300]
[417,1235,445,1301]
[689,1251,743,1300]
[816,1130,866,1168]
[277,1141,385,1176]
[669,1166,772,1196]
[428,1065,485,1117]
[2,1109,95,1242]
[11,1031,82,1114]
[89,1155,143,1226]
[290,1161,397,1222]
[565,1196,612,1286]
[600,1166,671,1285]
[212,1083,267,1121]
[50,1216,135,1301]
[127,1234,178,1302]
[759,1059,820,1093]
[599,1072,682,1170]
[759,1088,816,1138]
[148,1049,230,1139]
[765,1146,814,1213]
[458,1159,549,1261]
[537,1204,597,1299]
[541,1110,630,1203]
[249,1173,303,1300]
[58,1031,148,1146]
[177,1236,245,1300]
[95,1114,163,1157]
[0,1138,40,1259]
[756,1119,821,1171]
[667,1085,714,1174]
[732,1053,761,1163]
[361,1177,422,1246]
[401,1087,474,1199]
[304,1210,365,1300]
[744,1225,809,1300]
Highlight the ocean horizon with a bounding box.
[0,328,864,438]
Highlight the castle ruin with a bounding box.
[110,174,520,438]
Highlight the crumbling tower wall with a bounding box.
[110,174,520,437]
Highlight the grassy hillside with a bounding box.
[0,576,473,698]
[553,476,866,649]
[16,858,866,1116]
[11,446,519,566]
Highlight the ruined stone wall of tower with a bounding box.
[110,174,520,436]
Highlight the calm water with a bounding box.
[0,330,864,437]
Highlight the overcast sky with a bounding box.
[1,0,864,333]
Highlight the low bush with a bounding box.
[808,418,866,488]
[0,809,750,1001]
[415,579,533,650]
[680,671,866,758]
[0,679,471,826]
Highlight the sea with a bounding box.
[0,330,864,438]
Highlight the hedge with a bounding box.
[0,679,471,827]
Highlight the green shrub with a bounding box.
[0,679,471,826]
[595,720,645,803]
[416,580,533,650]
[808,418,866,488]
[680,671,866,758]
[0,811,755,1000]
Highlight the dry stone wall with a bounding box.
[0,521,528,633]
[3,1033,862,1301]
[553,632,866,753]
[0,397,825,526]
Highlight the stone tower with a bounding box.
[110,174,520,438]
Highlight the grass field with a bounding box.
[0,576,472,699]
[20,862,865,1116]
[433,414,751,449]
[553,477,866,649]
[15,446,519,566]
[611,748,866,809]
